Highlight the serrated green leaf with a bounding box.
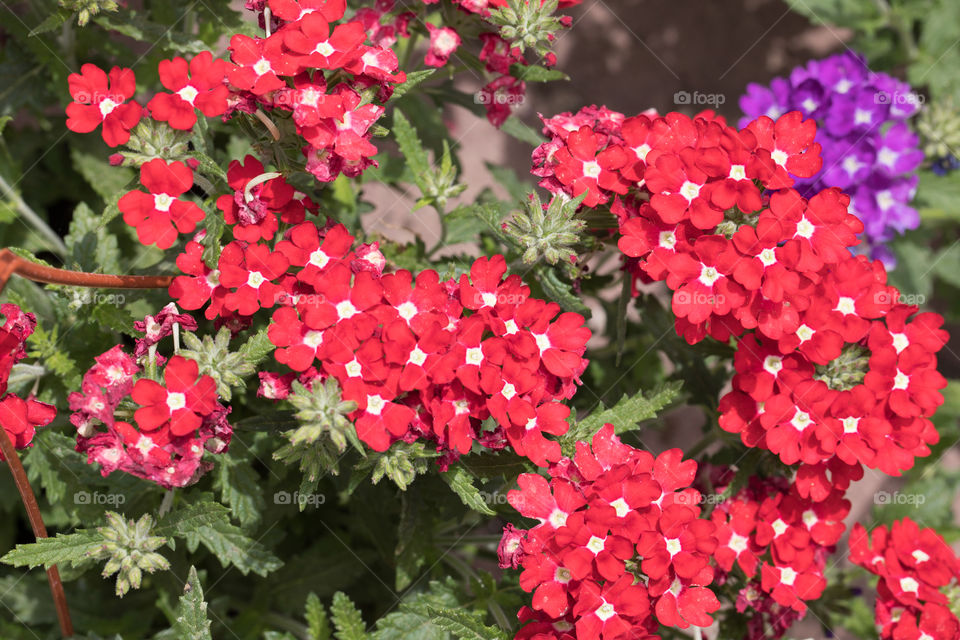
[215,453,264,529]
[239,327,274,367]
[564,381,682,445]
[91,300,138,337]
[508,64,569,83]
[441,467,495,516]
[374,579,460,640]
[28,9,72,36]
[64,201,122,274]
[93,14,208,53]
[155,501,232,538]
[500,116,543,146]
[391,70,437,101]
[305,593,332,640]
[0,530,103,570]
[392,110,431,189]
[330,592,367,640]
[184,519,282,577]
[173,566,213,640]
[538,267,589,315]
[411,605,505,640]
[70,149,135,203]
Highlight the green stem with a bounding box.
[0,173,67,255]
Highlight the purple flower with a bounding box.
[738,51,925,260]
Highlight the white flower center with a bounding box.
[397,301,418,321]
[547,508,567,528]
[365,395,385,415]
[586,536,606,554]
[665,538,682,556]
[504,319,518,335]
[779,566,797,586]
[610,498,630,517]
[893,370,910,391]
[854,108,873,125]
[877,190,895,211]
[771,519,788,536]
[842,417,860,434]
[309,249,330,268]
[465,347,484,366]
[595,601,616,622]
[759,248,777,267]
[912,550,930,563]
[554,567,572,584]
[795,217,815,239]
[453,399,470,415]
[408,347,427,366]
[135,436,155,455]
[153,192,174,212]
[177,85,199,105]
[891,332,909,353]
[524,417,537,431]
[345,360,362,377]
[835,296,857,315]
[699,264,720,287]
[166,392,187,412]
[679,180,701,201]
[303,330,324,349]
[246,271,266,288]
[763,355,783,375]
[802,509,818,527]
[796,324,815,343]
[501,382,516,400]
[99,98,119,117]
[253,58,272,76]
[633,143,651,160]
[533,333,551,353]
[336,300,357,319]
[729,164,747,181]
[659,231,677,249]
[582,161,602,179]
[791,409,812,431]
[900,577,919,594]
[729,533,749,553]
[770,148,789,167]
[480,292,498,307]
[877,147,898,169]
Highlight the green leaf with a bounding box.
[93,14,208,53]
[184,519,283,577]
[239,327,274,367]
[538,267,589,315]
[391,70,437,101]
[330,592,367,640]
[155,502,232,538]
[0,530,103,570]
[565,381,682,445]
[28,9,72,36]
[173,566,213,640]
[214,453,265,529]
[500,116,543,146]
[508,64,569,82]
[64,201,122,274]
[70,149,135,203]
[391,111,431,187]
[411,606,505,640]
[305,593,332,640]
[91,300,138,337]
[374,579,460,640]
[441,466,495,516]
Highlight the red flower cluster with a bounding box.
[498,425,720,639]
[705,467,849,639]
[170,212,590,462]
[534,106,949,483]
[0,305,56,460]
[70,322,231,489]
[850,518,960,640]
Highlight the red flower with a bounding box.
[746,111,822,188]
[0,395,56,459]
[269,0,347,24]
[282,13,366,70]
[424,24,462,67]
[119,159,204,249]
[228,34,296,95]
[131,356,218,436]
[219,242,290,316]
[147,52,231,130]
[553,126,629,207]
[66,64,142,147]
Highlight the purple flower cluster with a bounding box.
[739,51,924,263]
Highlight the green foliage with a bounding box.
[441,466,496,516]
[172,567,213,640]
[563,382,683,449]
